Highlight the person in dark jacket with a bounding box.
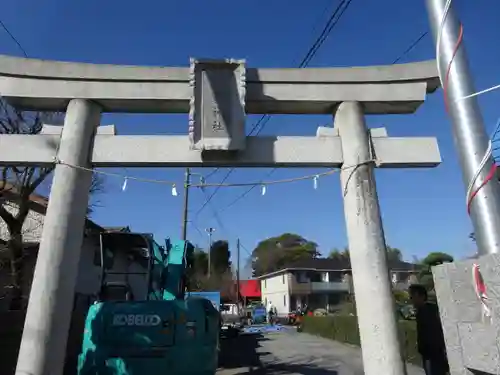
[409,284,449,375]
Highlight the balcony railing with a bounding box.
[290,279,411,295]
[311,281,349,292]
[289,279,312,295]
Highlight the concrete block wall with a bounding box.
[433,254,500,375]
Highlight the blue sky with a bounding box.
[2,0,500,275]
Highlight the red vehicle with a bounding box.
[287,307,312,325]
[287,311,298,325]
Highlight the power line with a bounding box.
[220,169,275,212]
[219,28,429,213]
[239,242,253,258]
[199,188,254,263]
[211,0,355,212]
[194,0,354,218]
[200,188,228,234]
[299,0,353,68]
[392,31,428,64]
[0,18,28,57]
[203,168,220,180]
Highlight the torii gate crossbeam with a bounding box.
[0,56,442,375]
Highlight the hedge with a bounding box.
[301,315,420,365]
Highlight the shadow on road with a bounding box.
[261,362,339,375]
[218,333,338,375]
[219,334,271,370]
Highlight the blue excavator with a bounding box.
[77,232,220,375]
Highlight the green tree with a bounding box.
[328,247,349,260]
[187,243,235,294]
[327,246,403,262]
[418,252,454,291]
[0,100,104,309]
[186,248,208,291]
[251,233,320,277]
[421,252,454,267]
[210,240,231,274]
[386,246,403,262]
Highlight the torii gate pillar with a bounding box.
[336,102,406,375]
[16,99,101,375]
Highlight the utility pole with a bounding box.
[425,0,500,256]
[236,238,241,316]
[206,227,215,278]
[181,168,191,241]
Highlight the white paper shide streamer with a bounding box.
[122,178,128,192]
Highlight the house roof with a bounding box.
[238,279,261,298]
[1,181,104,234]
[103,226,131,233]
[256,257,416,279]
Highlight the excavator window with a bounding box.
[98,283,135,302]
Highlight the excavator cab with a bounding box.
[96,232,153,302]
[78,233,220,375]
[98,281,135,302]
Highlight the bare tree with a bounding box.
[0,99,104,309]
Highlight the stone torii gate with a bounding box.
[0,55,440,375]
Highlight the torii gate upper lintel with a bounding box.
[1,56,441,375]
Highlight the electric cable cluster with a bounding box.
[194,0,355,218]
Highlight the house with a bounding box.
[257,257,418,316]
[0,186,146,311]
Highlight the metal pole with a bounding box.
[336,102,406,375]
[206,227,215,278]
[236,238,241,316]
[15,99,101,375]
[181,168,191,240]
[426,0,500,256]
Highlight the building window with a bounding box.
[296,272,308,283]
[93,246,115,270]
[283,295,286,306]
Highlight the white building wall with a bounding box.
[260,272,290,316]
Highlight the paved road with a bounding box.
[218,329,425,375]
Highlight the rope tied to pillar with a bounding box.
[341,132,381,198]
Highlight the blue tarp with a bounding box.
[241,324,288,335]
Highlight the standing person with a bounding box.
[267,302,275,325]
[408,284,449,375]
[272,305,278,324]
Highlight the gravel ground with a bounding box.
[218,329,425,375]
